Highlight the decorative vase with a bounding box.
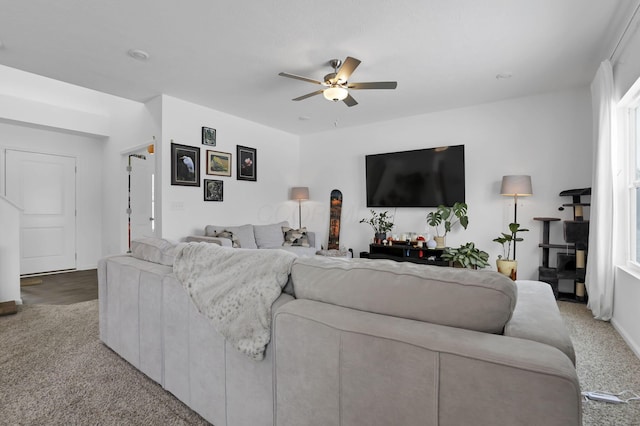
[426,239,437,249]
[434,236,446,248]
[374,232,387,244]
[497,259,517,280]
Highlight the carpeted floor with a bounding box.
[559,301,640,426]
[0,300,209,425]
[1,299,639,425]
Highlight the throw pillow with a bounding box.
[254,221,288,248]
[282,226,310,247]
[204,224,257,249]
[215,230,241,248]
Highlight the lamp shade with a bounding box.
[291,187,309,201]
[500,175,533,197]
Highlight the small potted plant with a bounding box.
[360,210,394,243]
[426,202,469,248]
[493,222,529,279]
[441,242,490,269]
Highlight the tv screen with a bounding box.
[365,145,465,207]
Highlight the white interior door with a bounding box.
[5,150,76,275]
[128,150,155,244]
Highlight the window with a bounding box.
[625,97,640,265]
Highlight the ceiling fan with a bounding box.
[278,57,397,107]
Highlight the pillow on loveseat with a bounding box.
[205,224,256,249]
[214,230,241,248]
[282,227,310,247]
[254,221,288,248]
[130,237,177,266]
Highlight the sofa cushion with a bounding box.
[254,221,288,248]
[291,257,517,334]
[130,237,177,266]
[282,227,310,247]
[205,224,257,249]
[505,280,576,364]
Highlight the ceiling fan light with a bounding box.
[323,86,348,102]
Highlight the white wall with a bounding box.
[159,95,301,241]
[0,66,302,269]
[614,267,640,358]
[300,87,593,280]
[0,122,104,270]
[0,65,157,267]
[99,100,158,256]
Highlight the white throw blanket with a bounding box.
[173,243,297,360]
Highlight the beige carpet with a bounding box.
[559,301,640,426]
[0,300,209,425]
[2,300,640,425]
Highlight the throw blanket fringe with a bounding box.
[173,243,296,360]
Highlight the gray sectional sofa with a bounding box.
[99,238,581,426]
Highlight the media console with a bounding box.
[367,243,448,266]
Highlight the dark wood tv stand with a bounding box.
[368,243,448,266]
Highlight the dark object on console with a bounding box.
[368,244,448,266]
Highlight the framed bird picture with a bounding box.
[237,145,257,182]
[171,142,200,186]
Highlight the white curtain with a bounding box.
[585,60,616,321]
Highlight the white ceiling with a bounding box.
[0,0,632,135]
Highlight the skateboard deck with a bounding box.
[328,189,342,250]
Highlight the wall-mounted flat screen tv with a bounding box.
[365,145,465,207]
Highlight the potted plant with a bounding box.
[493,222,529,279]
[441,242,490,269]
[426,202,469,248]
[360,210,394,243]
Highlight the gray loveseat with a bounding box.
[186,221,321,257]
[98,239,581,426]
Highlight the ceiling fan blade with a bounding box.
[348,81,398,90]
[335,57,361,82]
[343,93,358,107]
[292,90,324,101]
[278,72,324,85]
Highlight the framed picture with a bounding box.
[237,145,257,182]
[171,143,200,186]
[202,127,216,146]
[206,150,232,176]
[204,179,223,201]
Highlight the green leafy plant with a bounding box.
[359,210,394,234]
[441,242,490,269]
[426,202,469,237]
[493,222,529,260]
